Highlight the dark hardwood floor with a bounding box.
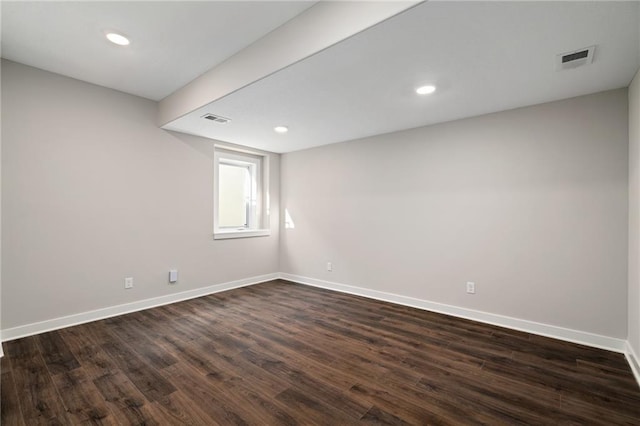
[1,279,639,425]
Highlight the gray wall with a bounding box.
[280,89,629,339]
[1,58,632,344]
[630,68,640,355]
[0,50,3,347]
[1,60,280,329]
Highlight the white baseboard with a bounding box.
[626,342,640,389]
[0,272,632,365]
[278,273,628,354]
[0,273,279,342]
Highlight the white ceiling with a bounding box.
[1,1,315,101]
[166,1,640,153]
[2,1,639,153]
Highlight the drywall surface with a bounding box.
[281,89,628,339]
[630,68,640,355]
[1,60,280,329]
[0,48,3,350]
[158,1,417,125]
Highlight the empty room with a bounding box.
[1,0,640,424]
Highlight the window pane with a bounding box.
[219,163,249,228]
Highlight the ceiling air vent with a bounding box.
[202,113,231,124]
[555,46,595,71]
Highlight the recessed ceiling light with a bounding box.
[106,32,130,46]
[416,85,436,95]
[274,126,289,133]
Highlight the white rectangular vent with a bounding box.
[202,113,231,124]
[556,46,595,71]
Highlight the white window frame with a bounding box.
[213,145,270,240]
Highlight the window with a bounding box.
[214,146,270,239]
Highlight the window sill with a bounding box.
[214,229,271,240]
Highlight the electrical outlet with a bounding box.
[124,277,134,289]
[466,281,475,294]
[169,269,178,284]
[327,262,333,272]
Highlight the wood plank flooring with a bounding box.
[2,279,639,425]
